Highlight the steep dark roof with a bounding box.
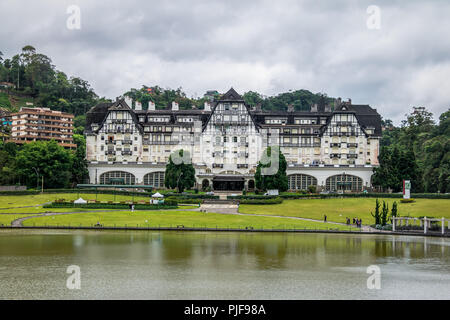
[334,104,382,136]
[85,102,113,134]
[220,88,243,101]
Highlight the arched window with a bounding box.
[100,171,136,185]
[326,174,362,192]
[288,174,318,190]
[144,172,165,188]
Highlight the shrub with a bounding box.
[44,202,178,210]
[400,198,415,203]
[239,197,283,205]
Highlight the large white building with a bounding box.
[85,88,381,192]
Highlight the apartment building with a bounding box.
[9,107,76,148]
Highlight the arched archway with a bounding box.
[100,171,136,185]
[144,172,165,188]
[248,179,255,190]
[201,179,210,190]
[326,174,362,192]
[288,174,317,190]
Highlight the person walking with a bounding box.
[324,214,327,222]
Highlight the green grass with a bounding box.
[239,198,450,224]
[0,214,36,226]
[0,193,152,209]
[22,210,356,231]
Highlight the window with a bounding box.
[100,171,136,185]
[288,174,318,190]
[326,174,362,192]
[143,172,165,188]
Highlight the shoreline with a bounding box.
[1,225,449,238]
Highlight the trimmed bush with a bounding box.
[239,197,283,205]
[400,198,415,203]
[44,202,178,210]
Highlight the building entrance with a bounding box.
[212,176,245,191]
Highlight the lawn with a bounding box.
[238,198,450,225]
[0,214,36,226]
[22,210,357,231]
[0,193,152,209]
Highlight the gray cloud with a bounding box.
[1,0,449,124]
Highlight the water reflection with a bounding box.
[0,230,449,299]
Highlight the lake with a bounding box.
[0,229,449,299]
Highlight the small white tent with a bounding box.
[152,192,164,198]
[74,198,87,204]
[151,192,164,204]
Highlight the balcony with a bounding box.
[122,140,132,145]
[330,143,341,148]
[336,121,353,126]
[330,154,341,158]
[237,164,249,169]
[111,119,127,124]
[348,143,358,148]
[122,151,132,155]
[105,151,115,155]
[213,164,224,168]
[105,140,116,145]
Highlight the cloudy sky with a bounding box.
[1,0,449,124]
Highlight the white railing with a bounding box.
[392,217,448,235]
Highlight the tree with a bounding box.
[243,91,263,107]
[371,199,381,225]
[164,149,196,193]
[15,140,73,189]
[381,201,389,226]
[71,134,88,186]
[390,201,398,223]
[255,146,288,192]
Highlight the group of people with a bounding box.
[323,215,363,228]
[346,217,362,228]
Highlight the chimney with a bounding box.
[148,101,156,111]
[204,101,211,111]
[287,104,294,112]
[135,101,142,111]
[325,104,331,112]
[124,96,133,107]
[172,101,179,111]
[337,97,342,106]
[311,103,318,112]
[348,98,352,105]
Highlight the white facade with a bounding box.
[85,89,382,191]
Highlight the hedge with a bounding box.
[239,197,283,205]
[43,202,178,210]
[163,193,219,199]
[229,193,450,200]
[1,189,449,200]
[165,196,203,204]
